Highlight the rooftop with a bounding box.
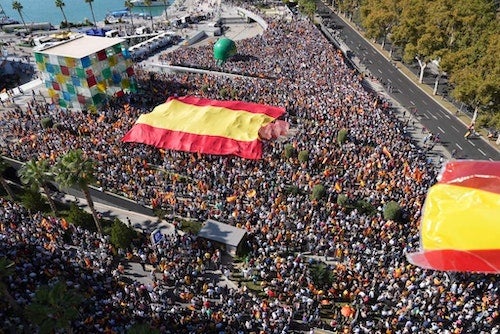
[198,219,247,247]
[36,35,125,58]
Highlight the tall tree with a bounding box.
[55,0,68,25]
[0,257,21,315]
[124,0,135,28]
[298,0,317,19]
[0,156,15,200]
[336,0,359,20]
[84,0,97,28]
[360,0,400,49]
[391,0,446,83]
[435,0,499,123]
[25,281,82,334]
[144,0,154,31]
[18,158,58,215]
[162,0,168,20]
[447,33,499,124]
[11,1,28,32]
[54,149,103,234]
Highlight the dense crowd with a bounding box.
[0,7,498,334]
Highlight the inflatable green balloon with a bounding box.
[213,38,237,66]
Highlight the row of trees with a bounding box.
[332,0,499,128]
[0,150,103,234]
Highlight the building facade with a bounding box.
[34,35,136,109]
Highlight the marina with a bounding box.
[0,4,18,26]
[131,0,167,7]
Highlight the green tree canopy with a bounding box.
[0,156,15,200]
[55,0,68,24]
[25,281,83,334]
[84,0,97,27]
[54,149,103,234]
[110,218,137,249]
[19,159,58,214]
[360,0,400,47]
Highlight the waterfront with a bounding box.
[0,0,172,26]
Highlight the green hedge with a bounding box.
[284,144,297,159]
[337,128,348,145]
[311,184,326,201]
[298,150,309,163]
[383,201,402,221]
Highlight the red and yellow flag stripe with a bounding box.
[122,96,285,159]
[407,160,500,273]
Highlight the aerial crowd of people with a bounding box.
[0,5,498,334]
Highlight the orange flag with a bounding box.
[382,146,392,159]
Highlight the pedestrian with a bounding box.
[140,252,147,271]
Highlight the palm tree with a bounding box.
[55,0,68,26]
[0,156,16,200]
[11,1,28,33]
[84,0,97,28]
[124,0,135,29]
[161,0,168,21]
[19,158,58,215]
[0,257,21,315]
[54,149,103,234]
[25,281,82,334]
[144,0,154,30]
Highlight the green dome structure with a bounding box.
[213,38,237,66]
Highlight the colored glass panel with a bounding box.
[87,75,97,87]
[102,67,112,79]
[81,56,91,68]
[60,66,69,76]
[126,67,134,77]
[76,67,86,78]
[67,84,75,94]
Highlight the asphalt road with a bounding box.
[316,1,499,161]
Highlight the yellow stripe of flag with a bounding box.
[136,99,276,142]
[421,183,500,251]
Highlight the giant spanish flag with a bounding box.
[407,160,500,273]
[122,96,285,159]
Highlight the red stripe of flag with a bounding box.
[169,96,285,118]
[122,123,263,160]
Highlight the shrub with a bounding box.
[310,263,334,289]
[337,128,348,145]
[53,123,65,131]
[41,117,54,129]
[21,189,46,212]
[298,150,309,163]
[284,144,297,159]
[110,218,137,250]
[355,199,376,216]
[65,202,95,231]
[337,194,349,207]
[219,88,229,98]
[284,185,300,195]
[383,201,402,221]
[311,184,326,201]
[179,219,202,234]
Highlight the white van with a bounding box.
[105,29,120,38]
[135,26,150,35]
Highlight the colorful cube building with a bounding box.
[34,35,136,109]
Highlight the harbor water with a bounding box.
[0,0,173,27]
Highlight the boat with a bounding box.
[0,4,19,26]
[108,8,130,18]
[130,0,167,7]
